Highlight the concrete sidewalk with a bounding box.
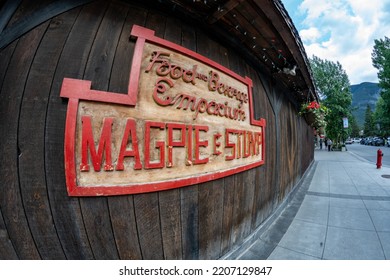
[236,149,390,260]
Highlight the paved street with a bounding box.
[228,148,390,260]
[345,143,390,168]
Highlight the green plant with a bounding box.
[299,101,329,130]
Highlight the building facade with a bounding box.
[0,0,318,259]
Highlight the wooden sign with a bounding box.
[60,25,266,196]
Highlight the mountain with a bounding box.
[350,82,381,127]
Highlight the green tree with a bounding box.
[371,37,390,135]
[363,104,375,136]
[310,55,353,145]
[349,114,361,137]
[373,97,387,136]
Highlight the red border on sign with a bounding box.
[61,25,266,196]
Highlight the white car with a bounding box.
[345,139,353,144]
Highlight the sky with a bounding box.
[282,0,390,85]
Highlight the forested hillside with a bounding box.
[350,82,380,127]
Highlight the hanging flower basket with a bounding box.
[299,101,329,130]
[304,111,317,127]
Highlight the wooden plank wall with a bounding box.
[0,0,314,260]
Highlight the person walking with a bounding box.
[327,138,332,151]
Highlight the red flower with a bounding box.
[306,101,320,110]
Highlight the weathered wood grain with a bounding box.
[18,8,81,260]
[198,179,224,259]
[134,192,164,259]
[0,0,94,49]
[0,204,18,259]
[44,0,109,259]
[220,174,235,255]
[180,185,199,259]
[0,20,48,260]
[0,0,315,260]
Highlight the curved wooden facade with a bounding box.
[0,0,317,259]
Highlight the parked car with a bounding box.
[387,137,390,147]
[362,137,374,145]
[345,138,353,144]
[352,138,361,143]
[365,138,374,145]
[373,137,385,146]
[370,137,378,145]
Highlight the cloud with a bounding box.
[292,0,390,84]
[300,27,321,43]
